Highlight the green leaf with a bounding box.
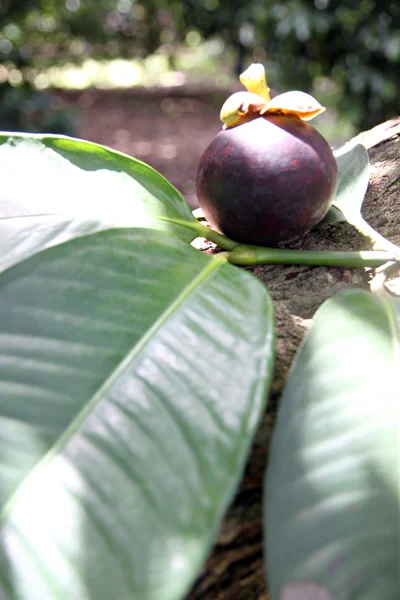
[265,288,399,599]
[318,143,370,226]
[0,134,199,268]
[333,142,370,220]
[0,133,193,223]
[322,142,399,254]
[0,227,275,600]
[317,204,346,226]
[0,215,121,274]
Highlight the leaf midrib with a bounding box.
[0,252,228,523]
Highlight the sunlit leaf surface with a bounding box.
[319,143,370,226]
[0,133,198,271]
[0,228,275,600]
[265,289,400,600]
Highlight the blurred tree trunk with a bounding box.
[187,117,400,600]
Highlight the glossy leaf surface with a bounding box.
[265,289,399,599]
[0,227,275,600]
[320,143,370,225]
[0,134,199,271]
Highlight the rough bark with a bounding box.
[186,118,400,600]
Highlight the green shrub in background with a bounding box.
[176,0,399,129]
[0,0,74,134]
[0,1,398,131]
[0,84,75,134]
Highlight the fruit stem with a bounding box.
[175,217,400,270]
[228,245,400,268]
[192,222,240,251]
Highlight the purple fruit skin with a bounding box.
[196,115,338,246]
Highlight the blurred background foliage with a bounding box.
[0,0,398,134]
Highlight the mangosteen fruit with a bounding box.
[196,114,338,247]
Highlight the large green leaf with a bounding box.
[333,142,370,221]
[0,215,119,274]
[265,289,399,599]
[0,227,274,600]
[319,143,370,226]
[0,133,193,224]
[321,143,399,254]
[0,134,199,270]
